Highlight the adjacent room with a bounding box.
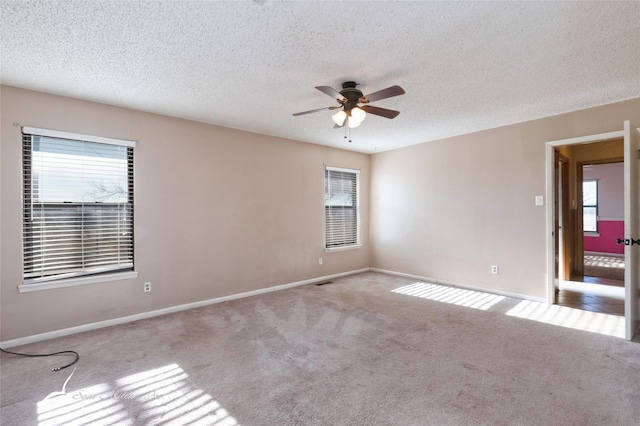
[1,2,640,425]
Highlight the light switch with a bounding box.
[535,195,544,206]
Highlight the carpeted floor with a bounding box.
[584,254,625,281]
[1,272,639,425]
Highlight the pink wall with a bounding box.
[584,220,625,254]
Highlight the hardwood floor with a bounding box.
[557,276,625,316]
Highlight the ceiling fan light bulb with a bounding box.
[350,107,366,123]
[332,110,347,125]
[347,117,362,128]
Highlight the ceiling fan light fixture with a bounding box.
[332,110,347,126]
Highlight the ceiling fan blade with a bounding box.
[315,86,346,101]
[360,85,405,103]
[292,106,340,116]
[361,105,400,119]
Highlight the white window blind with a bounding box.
[583,180,598,232]
[22,128,135,284]
[325,166,360,250]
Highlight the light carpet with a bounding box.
[1,272,639,425]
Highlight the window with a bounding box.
[583,180,598,232]
[22,127,135,288]
[325,166,360,251]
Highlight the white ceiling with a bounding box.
[2,1,639,154]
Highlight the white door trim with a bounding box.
[623,121,640,340]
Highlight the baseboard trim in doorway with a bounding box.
[370,268,547,303]
[0,268,370,349]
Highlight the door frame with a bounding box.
[545,129,623,302]
[553,152,570,285]
[545,123,639,340]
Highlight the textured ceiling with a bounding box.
[2,1,639,153]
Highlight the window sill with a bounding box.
[325,244,362,253]
[19,271,138,293]
[584,232,600,237]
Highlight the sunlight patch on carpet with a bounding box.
[584,254,625,269]
[392,282,506,311]
[506,300,624,338]
[37,363,240,426]
[392,281,625,338]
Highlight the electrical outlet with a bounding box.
[491,265,499,275]
[318,257,323,265]
[144,282,151,292]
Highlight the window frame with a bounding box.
[582,179,598,234]
[324,166,361,252]
[19,127,138,293]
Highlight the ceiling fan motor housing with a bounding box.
[339,82,364,111]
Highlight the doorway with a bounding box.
[546,121,640,340]
[581,161,625,285]
[554,151,625,316]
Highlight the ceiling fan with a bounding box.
[293,81,405,128]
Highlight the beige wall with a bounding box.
[0,86,370,341]
[370,98,640,299]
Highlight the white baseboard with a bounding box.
[370,268,547,303]
[0,268,370,349]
